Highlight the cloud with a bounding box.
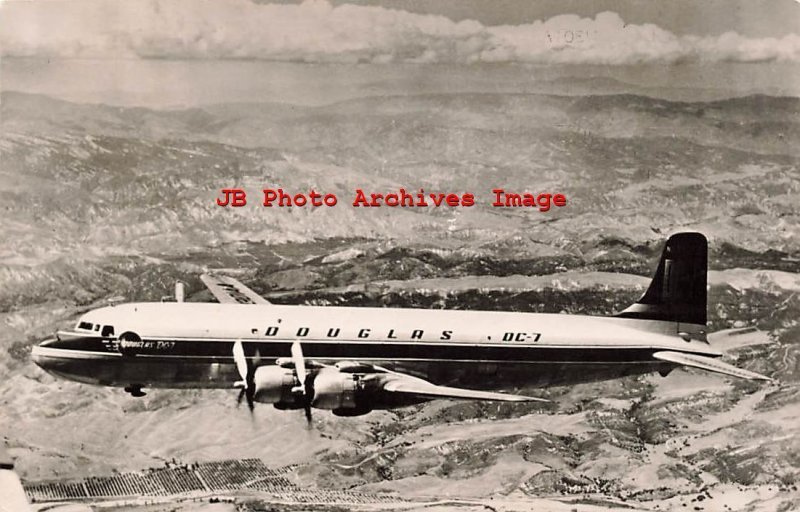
[1,0,798,64]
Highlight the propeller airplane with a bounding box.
[31,233,772,422]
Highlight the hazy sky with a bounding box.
[2,0,798,107]
[279,0,800,38]
[2,0,799,64]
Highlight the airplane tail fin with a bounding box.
[616,232,707,325]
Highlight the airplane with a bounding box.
[31,233,772,421]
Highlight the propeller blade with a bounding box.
[290,342,313,425]
[291,341,307,395]
[233,340,248,382]
[303,372,314,426]
[233,340,256,416]
[246,389,255,413]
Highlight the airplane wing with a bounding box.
[653,351,773,381]
[382,375,549,403]
[200,274,270,305]
[0,448,31,512]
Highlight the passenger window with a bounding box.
[94,324,100,331]
[101,325,115,337]
[78,322,93,330]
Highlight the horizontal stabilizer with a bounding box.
[383,378,549,403]
[707,327,773,350]
[200,274,270,305]
[653,351,773,381]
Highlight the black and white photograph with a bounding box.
[1,1,799,511]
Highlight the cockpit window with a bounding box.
[78,321,93,330]
[101,325,115,337]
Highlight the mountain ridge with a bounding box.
[1,84,798,510]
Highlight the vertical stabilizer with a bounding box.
[616,232,707,325]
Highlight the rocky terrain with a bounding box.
[1,89,798,511]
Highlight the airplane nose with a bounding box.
[36,337,60,348]
[30,342,48,368]
[30,337,61,368]
[29,332,119,386]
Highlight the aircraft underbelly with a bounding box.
[32,342,669,389]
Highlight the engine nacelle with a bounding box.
[311,370,362,410]
[252,366,375,414]
[252,366,298,405]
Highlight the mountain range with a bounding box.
[1,88,798,511]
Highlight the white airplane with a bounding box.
[31,233,771,420]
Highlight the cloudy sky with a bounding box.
[289,0,800,37]
[2,0,799,65]
[1,0,798,107]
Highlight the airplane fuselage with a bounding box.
[32,302,718,392]
[30,233,771,415]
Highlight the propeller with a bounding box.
[291,341,313,425]
[233,339,312,424]
[233,340,255,414]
